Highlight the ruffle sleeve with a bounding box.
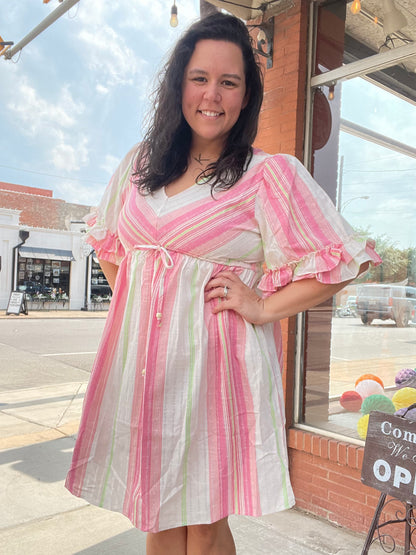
[84,144,139,265]
[256,154,382,297]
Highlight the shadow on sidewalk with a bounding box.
[74,529,145,554]
[0,435,75,483]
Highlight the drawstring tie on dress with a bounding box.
[133,244,174,328]
[133,244,174,269]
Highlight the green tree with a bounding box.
[353,227,414,284]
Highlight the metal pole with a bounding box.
[336,155,344,211]
[3,0,80,60]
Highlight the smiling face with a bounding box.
[181,39,248,154]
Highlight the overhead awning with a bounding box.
[19,246,75,261]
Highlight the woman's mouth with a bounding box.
[199,110,223,118]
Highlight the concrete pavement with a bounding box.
[0,311,391,553]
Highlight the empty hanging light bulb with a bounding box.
[170,1,178,27]
[350,0,361,14]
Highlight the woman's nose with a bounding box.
[203,84,221,102]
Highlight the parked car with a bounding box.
[345,295,357,314]
[356,284,416,327]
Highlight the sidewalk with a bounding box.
[0,312,391,554]
[0,309,109,319]
[0,383,393,554]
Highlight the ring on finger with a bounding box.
[223,285,229,298]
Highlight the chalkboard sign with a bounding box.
[362,411,416,505]
[6,291,28,315]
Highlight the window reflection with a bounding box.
[303,74,416,440]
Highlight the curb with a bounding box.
[0,311,108,319]
[0,420,80,451]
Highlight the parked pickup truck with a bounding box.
[356,284,416,327]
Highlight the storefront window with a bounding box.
[299,3,416,441]
[90,257,111,307]
[18,257,70,306]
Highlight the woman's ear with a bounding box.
[242,89,250,110]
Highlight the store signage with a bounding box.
[362,411,416,504]
[6,291,28,315]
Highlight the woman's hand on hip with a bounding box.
[204,271,266,325]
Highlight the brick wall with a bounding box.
[288,429,406,541]
[0,183,91,230]
[254,0,308,160]
[0,181,53,197]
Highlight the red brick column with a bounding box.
[254,0,308,160]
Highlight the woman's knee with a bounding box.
[187,518,230,546]
[146,526,187,554]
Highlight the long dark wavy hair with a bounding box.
[133,12,264,194]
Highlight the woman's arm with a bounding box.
[98,258,119,292]
[204,262,369,325]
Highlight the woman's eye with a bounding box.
[192,77,206,83]
[223,80,236,87]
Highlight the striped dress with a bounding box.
[65,146,381,532]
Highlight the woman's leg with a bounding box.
[146,526,187,555]
[186,517,236,555]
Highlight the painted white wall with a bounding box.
[0,214,91,311]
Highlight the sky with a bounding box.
[0,0,200,206]
[338,77,416,249]
[1,1,414,249]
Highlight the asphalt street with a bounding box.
[1,316,414,391]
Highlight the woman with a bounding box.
[66,12,381,555]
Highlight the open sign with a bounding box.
[362,411,416,504]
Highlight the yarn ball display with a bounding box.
[357,414,370,440]
[340,391,362,412]
[392,388,416,410]
[395,407,416,422]
[361,394,395,415]
[395,368,416,388]
[355,379,384,400]
[355,374,384,389]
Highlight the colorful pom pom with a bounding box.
[361,394,395,415]
[395,407,416,422]
[392,388,416,410]
[357,414,370,440]
[355,379,384,399]
[395,368,416,389]
[355,374,384,389]
[340,391,363,412]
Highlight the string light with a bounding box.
[350,0,361,15]
[328,84,335,101]
[170,1,178,27]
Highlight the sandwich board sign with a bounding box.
[361,410,416,504]
[6,291,28,316]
